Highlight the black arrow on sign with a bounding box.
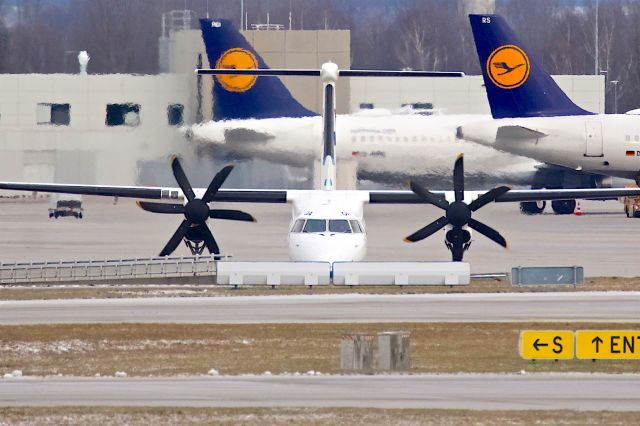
[592,336,603,353]
[533,338,548,351]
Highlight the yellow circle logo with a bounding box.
[214,48,258,92]
[486,44,530,89]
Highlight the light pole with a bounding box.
[599,69,607,113]
[611,80,619,114]
[595,0,599,75]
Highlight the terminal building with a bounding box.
[0,9,604,193]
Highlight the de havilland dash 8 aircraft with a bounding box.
[1,61,640,263]
[188,18,539,188]
[458,14,640,214]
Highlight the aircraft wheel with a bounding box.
[520,201,545,215]
[551,199,576,215]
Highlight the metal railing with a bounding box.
[0,255,229,284]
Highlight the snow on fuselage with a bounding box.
[189,113,539,185]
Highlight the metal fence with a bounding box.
[0,255,227,284]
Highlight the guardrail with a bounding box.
[0,255,228,284]
[0,258,472,286]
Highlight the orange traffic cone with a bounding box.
[574,202,583,216]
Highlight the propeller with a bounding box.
[404,154,510,261]
[138,156,255,256]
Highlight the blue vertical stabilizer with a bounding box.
[200,18,317,120]
[469,14,592,119]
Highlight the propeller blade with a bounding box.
[202,165,234,203]
[209,209,256,222]
[453,153,464,202]
[137,201,185,214]
[468,186,511,212]
[468,218,508,248]
[410,181,449,210]
[159,219,191,256]
[171,155,196,202]
[404,216,448,243]
[199,225,221,255]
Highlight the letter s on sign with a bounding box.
[482,17,491,24]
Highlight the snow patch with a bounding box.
[207,368,219,376]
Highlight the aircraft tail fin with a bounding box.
[199,18,316,120]
[469,14,592,119]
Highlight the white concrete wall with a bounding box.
[0,74,192,186]
[350,75,605,114]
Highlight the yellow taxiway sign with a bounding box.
[520,331,574,360]
[576,330,640,359]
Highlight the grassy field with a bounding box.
[1,322,638,377]
[1,276,639,300]
[0,407,637,425]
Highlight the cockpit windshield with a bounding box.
[292,218,364,234]
[303,219,326,233]
[328,219,351,233]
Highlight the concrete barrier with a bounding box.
[332,262,470,285]
[215,261,331,286]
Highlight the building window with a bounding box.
[167,104,184,126]
[37,103,70,125]
[359,102,374,110]
[106,103,140,126]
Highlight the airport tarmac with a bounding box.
[0,197,638,276]
[1,374,639,410]
[1,292,638,324]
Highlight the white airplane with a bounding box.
[188,18,539,188]
[2,63,640,263]
[458,14,640,214]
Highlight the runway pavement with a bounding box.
[0,198,639,276]
[1,374,639,410]
[1,292,638,324]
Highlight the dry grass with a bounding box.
[1,322,638,377]
[1,276,640,300]
[0,407,637,425]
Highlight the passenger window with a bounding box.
[329,219,351,233]
[291,219,305,233]
[349,220,363,233]
[626,135,631,142]
[303,219,326,233]
[635,135,639,142]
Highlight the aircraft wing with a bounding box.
[368,187,640,204]
[0,182,288,203]
[496,125,547,140]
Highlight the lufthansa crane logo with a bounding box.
[214,48,258,92]
[486,45,530,89]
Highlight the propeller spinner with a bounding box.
[138,156,255,256]
[404,154,510,261]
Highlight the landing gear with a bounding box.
[551,199,576,215]
[445,229,472,262]
[184,239,206,256]
[520,200,546,215]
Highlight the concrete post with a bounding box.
[378,331,411,371]
[340,334,374,371]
